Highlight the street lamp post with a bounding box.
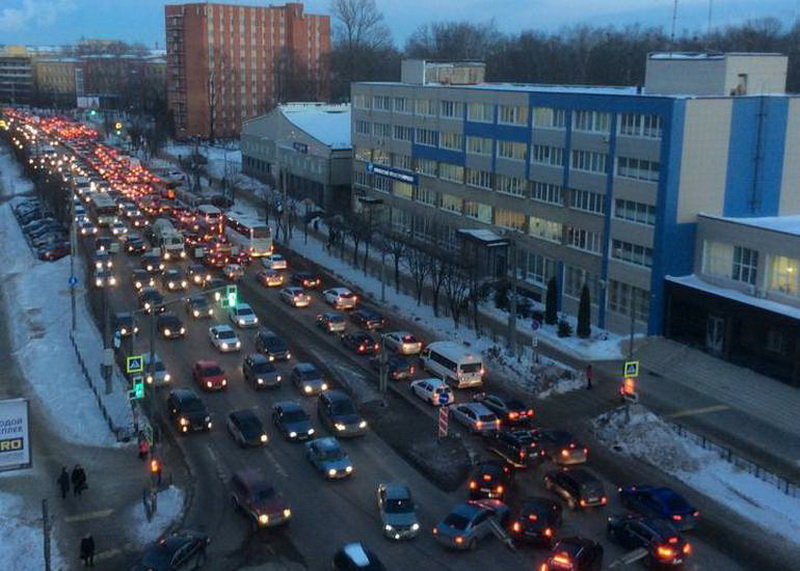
[506,237,518,356]
[69,168,78,331]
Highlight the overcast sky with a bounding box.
[1,0,797,48]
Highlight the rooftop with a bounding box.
[704,214,800,237]
[280,103,351,150]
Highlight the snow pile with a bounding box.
[127,485,185,545]
[0,492,64,570]
[538,374,587,399]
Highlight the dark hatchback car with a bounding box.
[156,312,186,339]
[133,530,209,571]
[139,287,166,314]
[543,468,607,510]
[226,409,268,448]
[368,354,417,381]
[349,308,386,331]
[508,496,563,546]
[607,514,692,567]
[317,390,367,437]
[618,485,699,531]
[467,460,514,501]
[291,271,321,289]
[341,331,380,355]
[126,235,147,255]
[166,388,212,433]
[272,401,316,441]
[485,428,543,469]
[541,537,604,571]
[186,294,214,319]
[230,469,291,530]
[255,329,291,361]
[531,429,588,465]
[242,353,282,389]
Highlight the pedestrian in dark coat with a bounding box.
[586,364,594,390]
[71,464,87,497]
[57,467,70,499]
[80,533,95,567]
[138,435,150,461]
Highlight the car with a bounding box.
[376,483,420,540]
[131,269,155,292]
[485,428,544,469]
[93,250,113,270]
[450,403,500,434]
[368,353,417,381]
[142,252,165,274]
[317,390,368,437]
[134,530,210,571]
[316,312,346,334]
[226,409,268,447]
[130,215,150,229]
[204,277,228,300]
[125,235,147,254]
[38,242,70,261]
[543,468,607,510]
[93,267,117,288]
[409,378,454,406]
[157,312,186,339]
[530,429,588,465]
[186,294,214,319]
[32,232,67,250]
[467,460,514,501]
[291,271,321,289]
[166,388,212,433]
[349,308,386,331]
[472,392,534,425]
[255,329,291,361]
[110,220,128,236]
[187,262,212,286]
[305,437,353,479]
[208,324,241,353]
[242,353,282,389]
[139,287,165,313]
[113,312,139,337]
[272,401,316,441]
[340,331,379,355]
[229,302,259,328]
[606,514,692,567]
[230,469,291,529]
[255,269,283,287]
[77,218,98,236]
[332,542,386,571]
[541,537,604,571]
[432,498,510,550]
[232,249,252,266]
[261,253,287,270]
[507,497,563,547]
[223,263,244,281]
[192,359,228,391]
[291,362,328,396]
[142,352,171,387]
[279,286,311,307]
[382,331,423,355]
[323,287,358,310]
[161,268,188,291]
[618,485,699,531]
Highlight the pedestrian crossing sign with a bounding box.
[623,360,639,378]
[126,355,144,374]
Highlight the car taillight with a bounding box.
[693,510,700,517]
[544,527,553,537]
[508,412,519,420]
[469,480,477,489]
[527,514,538,521]
[358,345,365,352]
[657,546,675,559]
[579,499,587,507]
[561,449,569,457]
[476,421,483,429]
[667,537,679,544]
[496,485,504,494]
[683,543,692,555]
[432,527,438,535]
[454,536,464,545]
[552,554,571,566]
[511,521,521,533]
[672,514,683,521]
[483,474,491,481]
[601,496,607,504]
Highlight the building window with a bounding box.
[415,98,435,116]
[440,100,463,118]
[533,107,566,128]
[571,189,605,214]
[571,149,608,174]
[393,153,412,170]
[732,246,758,285]
[394,97,410,113]
[355,120,371,135]
[440,132,463,151]
[393,125,413,141]
[617,156,660,182]
[465,168,492,189]
[467,136,492,155]
[373,95,392,111]
[612,239,653,268]
[374,123,391,138]
[529,216,562,243]
[702,241,733,278]
[531,181,563,205]
[374,176,392,193]
[769,255,799,295]
[353,94,370,109]
[416,128,437,146]
[608,280,650,321]
[498,104,528,125]
[766,329,789,354]
[372,149,390,166]
[526,253,555,286]
[619,113,662,138]
[439,163,464,183]
[566,227,602,254]
[532,144,564,167]
[440,193,463,213]
[464,201,492,223]
[572,110,610,133]
[467,102,494,122]
[495,174,526,197]
[497,140,527,161]
[495,208,527,232]
[614,199,656,226]
[393,180,413,198]
[564,265,599,299]
[354,146,372,162]
[354,170,368,188]
[415,158,437,176]
[414,185,437,207]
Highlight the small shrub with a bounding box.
[493,281,510,311]
[557,319,573,338]
[545,277,558,325]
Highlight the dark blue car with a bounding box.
[618,485,699,531]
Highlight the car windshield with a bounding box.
[192,297,208,308]
[202,365,223,376]
[443,513,470,531]
[281,409,308,422]
[239,417,262,433]
[238,307,254,316]
[579,481,603,496]
[251,362,274,374]
[331,400,357,415]
[385,497,413,514]
[479,414,496,422]
[183,398,205,412]
[329,315,345,323]
[254,487,276,502]
[218,330,236,340]
[300,369,320,381]
[320,446,344,460]
[461,363,482,373]
[264,337,286,351]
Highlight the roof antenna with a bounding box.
[707,0,714,36]
[670,0,679,47]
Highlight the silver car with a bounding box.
[433,499,510,550]
[450,403,501,434]
[377,483,420,540]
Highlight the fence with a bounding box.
[669,420,800,498]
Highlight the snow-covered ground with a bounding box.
[0,492,64,570]
[127,485,185,545]
[593,406,800,547]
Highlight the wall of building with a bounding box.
[780,98,800,215]
[724,54,788,95]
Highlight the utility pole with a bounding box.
[506,238,518,356]
[69,171,78,331]
[628,293,636,361]
[103,282,113,394]
[378,336,388,395]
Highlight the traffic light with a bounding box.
[221,284,238,308]
[149,457,161,475]
[130,375,145,400]
[620,377,638,402]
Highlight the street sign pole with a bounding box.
[531,319,541,364]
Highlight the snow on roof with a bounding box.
[707,214,800,237]
[457,228,508,244]
[666,274,800,320]
[280,103,351,150]
[359,81,638,96]
[649,52,784,60]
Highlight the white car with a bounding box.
[229,302,259,328]
[322,287,358,310]
[262,254,287,270]
[77,218,98,235]
[208,324,242,353]
[93,268,117,288]
[110,220,128,236]
[280,287,311,308]
[450,403,500,434]
[382,331,423,355]
[223,263,244,281]
[410,378,454,407]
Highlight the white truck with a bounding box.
[151,218,186,261]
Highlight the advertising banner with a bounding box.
[0,399,31,472]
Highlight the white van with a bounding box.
[419,341,485,389]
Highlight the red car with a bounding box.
[232,250,252,266]
[38,243,70,261]
[193,360,228,391]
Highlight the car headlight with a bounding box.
[180,327,185,335]
[327,468,337,477]
[208,309,213,316]
[257,378,264,385]
[95,278,102,286]
[303,385,312,393]
[181,281,187,287]
[179,417,188,426]
[289,431,297,438]
[253,317,258,323]
[221,342,228,350]
[222,379,227,386]
[260,434,268,443]
[358,420,367,429]
[283,508,291,518]
[276,375,282,382]
[164,374,171,382]
[238,319,245,325]
[193,310,200,317]
[411,522,420,531]
[384,524,394,532]
[286,352,291,359]
[144,302,151,310]
[345,465,353,473]
[164,328,171,336]
[120,327,128,335]
[308,428,315,435]
[258,514,269,525]
[268,355,275,361]
[334,423,346,431]
[321,383,329,391]
[235,341,241,348]
[206,381,212,388]
[168,281,175,288]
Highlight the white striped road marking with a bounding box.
[205,443,229,482]
[263,448,289,478]
[666,404,730,419]
[63,508,113,523]
[94,543,131,563]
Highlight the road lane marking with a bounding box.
[94,544,131,563]
[666,404,730,419]
[63,508,113,523]
[264,448,289,478]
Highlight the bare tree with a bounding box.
[385,235,408,291]
[428,253,448,318]
[443,262,471,329]
[405,21,501,61]
[403,247,431,306]
[331,0,391,50]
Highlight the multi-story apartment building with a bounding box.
[351,54,799,340]
[0,46,34,105]
[165,2,330,140]
[33,58,78,107]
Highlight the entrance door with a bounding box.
[706,314,725,353]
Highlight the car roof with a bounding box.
[322,390,350,403]
[415,378,447,387]
[229,409,259,422]
[315,437,340,450]
[459,402,492,414]
[213,324,235,333]
[274,400,303,412]
[172,388,199,401]
[295,362,316,372]
[327,286,350,293]
[247,353,269,363]
[195,359,219,368]
[233,468,271,489]
[558,468,598,483]
[382,483,411,500]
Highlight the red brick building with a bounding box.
[165,2,330,140]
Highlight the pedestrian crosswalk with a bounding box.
[63,508,113,523]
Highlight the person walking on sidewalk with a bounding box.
[138,434,150,461]
[80,533,95,567]
[586,364,594,390]
[57,467,70,499]
[71,464,87,497]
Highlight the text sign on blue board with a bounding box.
[366,163,418,186]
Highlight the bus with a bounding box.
[420,341,485,389]
[224,213,273,257]
[88,193,118,227]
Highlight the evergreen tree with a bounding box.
[545,277,558,325]
[577,284,592,338]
